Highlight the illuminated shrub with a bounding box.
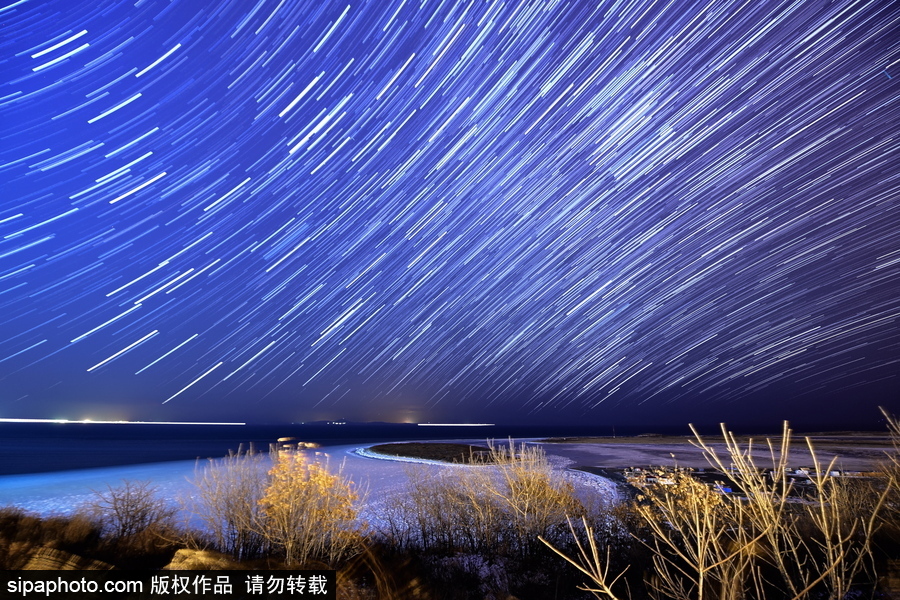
[258,451,365,566]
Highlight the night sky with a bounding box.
[1,0,897,428]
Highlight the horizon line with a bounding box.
[0,418,246,426]
[418,423,495,426]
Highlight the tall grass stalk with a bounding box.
[543,414,900,599]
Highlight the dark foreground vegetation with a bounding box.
[2,410,899,600]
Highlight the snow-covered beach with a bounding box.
[349,442,619,528]
[0,440,618,518]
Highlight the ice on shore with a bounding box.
[0,442,618,520]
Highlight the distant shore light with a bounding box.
[417,423,494,427]
[0,418,245,425]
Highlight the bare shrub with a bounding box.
[380,439,589,559]
[388,467,461,552]
[453,464,507,554]
[81,480,175,540]
[382,465,505,555]
[183,447,365,566]
[486,440,589,554]
[257,451,365,566]
[629,468,753,600]
[181,447,269,561]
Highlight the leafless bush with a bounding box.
[487,440,589,554]
[257,451,365,566]
[181,446,269,561]
[82,479,176,541]
[183,447,365,566]
[382,465,505,555]
[395,467,469,551]
[380,440,590,559]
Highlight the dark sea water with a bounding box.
[0,422,696,475]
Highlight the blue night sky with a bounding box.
[1,0,897,427]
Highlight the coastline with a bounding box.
[352,440,620,505]
[2,429,889,516]
[535,434,893,472]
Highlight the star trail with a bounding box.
[0,0,897,425]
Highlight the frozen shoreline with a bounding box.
[352,445,479,465]
[350,442,620,506]
[0,440,620,516]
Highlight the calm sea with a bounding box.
[0,422,695,475]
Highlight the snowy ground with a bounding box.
[0,440,618,520]
[347,441,618,528]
